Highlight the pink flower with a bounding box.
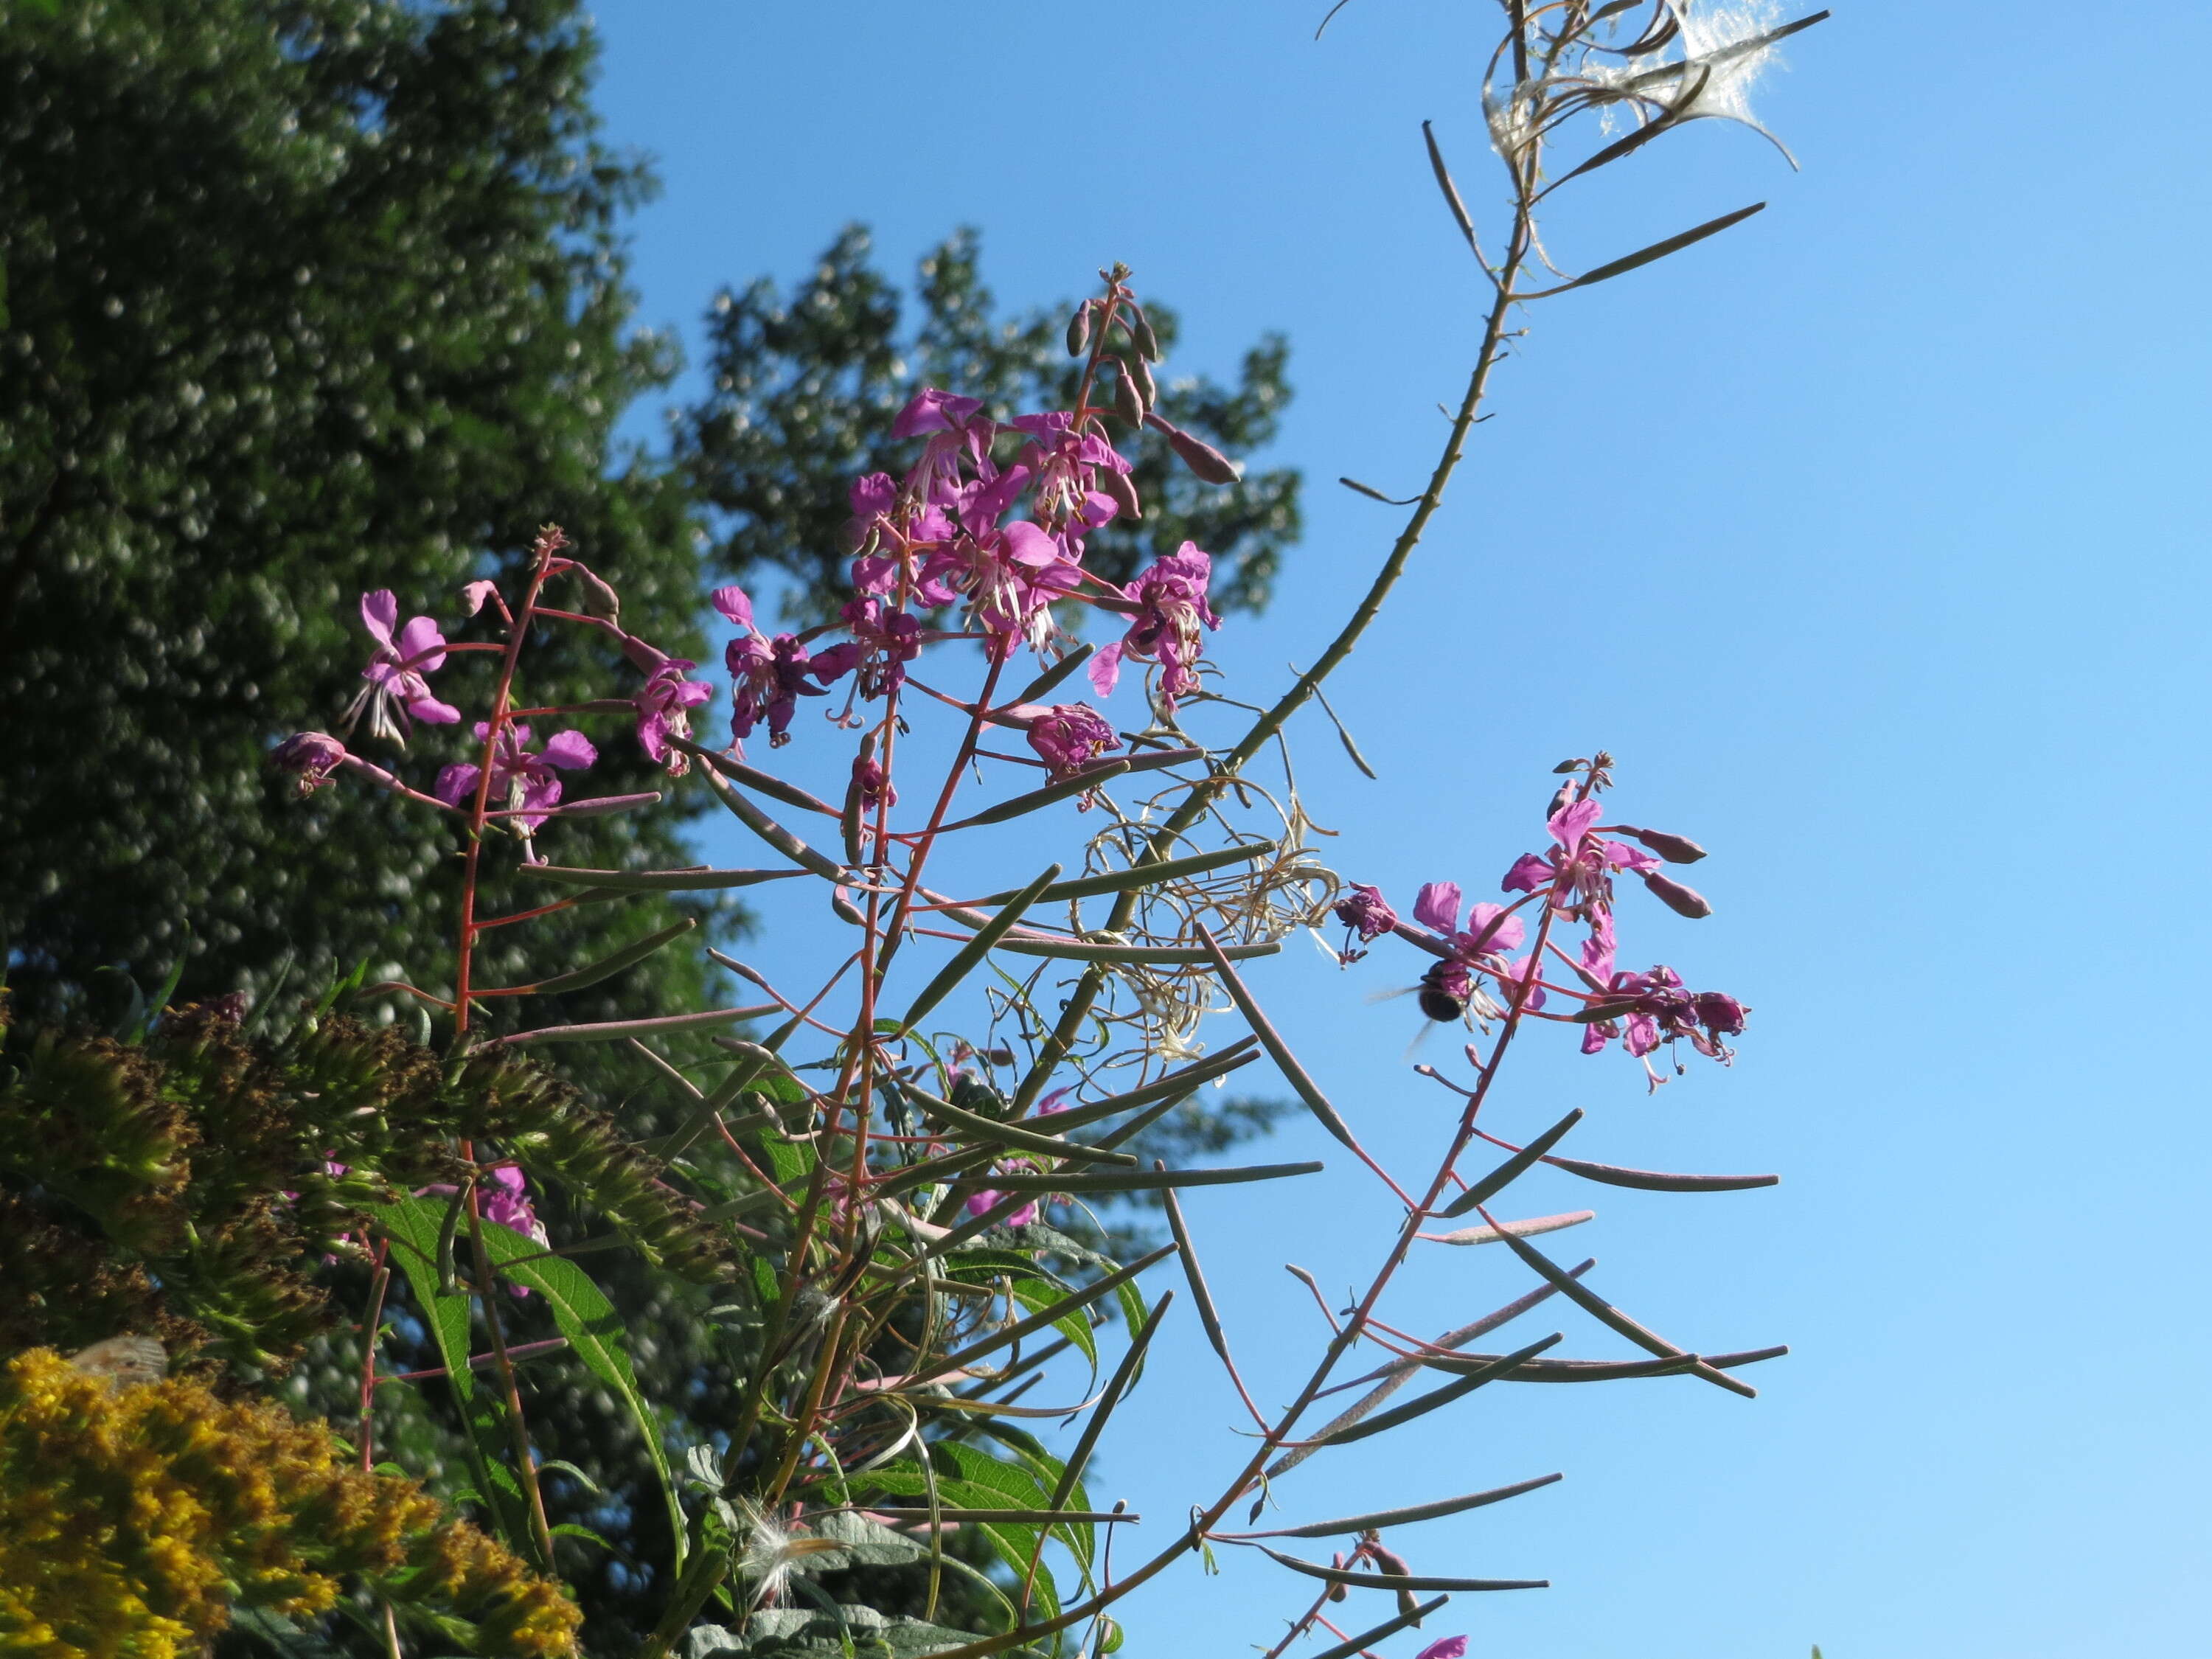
[917,519,1084,653]
[1009,410,1130,537]
[345,590,461,743]
[850,752,896,811]
[1413,883,1526,963]
[434,723,596,832]
[1023,702,1121,779]
[1086,543,1220,712]
[633,659,714,772]
[714,584,827,748]
[810,597,922,703]
[1415,1640,1468,1659]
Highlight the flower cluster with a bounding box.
[1343,768,1747,1086]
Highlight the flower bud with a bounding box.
[1642,871,1713,919]
[1129,302,1161,362]
[1620,824,1707,863]
[1065,301,1092,358]
[574,566,622,625]
[1110,361,1145,428]
[1100,465,1143,521]
[1162,422,1242,485]
[1129,351,1157,408]
[1693,990,1747,1034]
[1327,1552,1349,1601]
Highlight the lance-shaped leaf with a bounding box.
[1194,921,1357,1150]
[485,917,695,997]
[691,749,843,878]
[1541,1154,1779,1193]
[490,1004,776,1046]
[938,761,1134,832]
[1009,643,1095,707]
[1258,1547,1548,1594]
[474,1213,686,1571]
[1439,1109,1584,1217]
[1493,1228,1761,1399]
[1221,1473,1562,1540]
[964,841,1276,908]
[1301,1597,1450,1659]
[528,864,810,893]
[1048,1290,1173,1517]
[928,1245,1175,1379]
[899,864,1061,1034]
[1309,1332,1562,1450]
[1426,1209,1594,1247]
[968,1161,1323,1196]
[667,732,838,817]
[1519,202,1767,299]
[898,1079,1138,1169]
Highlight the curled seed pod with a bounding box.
[1619,824,1708,863]
[1065,301,1093,358]
[1642,870,1713,919]
[1111,361,1146,428]
[1129,302,1161,361]
[1101,465,1142,521]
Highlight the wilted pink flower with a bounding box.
[272,731,348,796]
[435,723,595,832]
[714,584,826,748]
[1024,702,1121,779]
[811,597,922,703]
[1332,883,1397,961]
[416,1166,547,1295]
[850,752,896,812]
[634,659,714,772]
[1579,965,1747,1082]
[345,590,460,742]
[1087,543,1219,712]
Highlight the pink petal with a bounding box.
[408,695,462,726]
[1548,798,1604,849]
[394,615,448,671]
[540,729,597,770]
[1415,1640,1468,1659]
[434,763,481,806]
[1087,641,1123,697]
[711,585,756,630]
[360,589,400,647]
[1412,880,1463,933]
[461,580,500,616]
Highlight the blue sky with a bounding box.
[584,4,2210,1655]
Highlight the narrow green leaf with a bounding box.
[900,864,1061,1034]
[1223,1473,1562,1539]
[1520,202,1766,299]
[527,864,810,893]
[1259,1546,1547,1593]
[487,917,695,997]
[1195,922,1357,1150]
[1439,1110,1585,1217]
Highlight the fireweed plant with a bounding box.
[251,4,1827,1654]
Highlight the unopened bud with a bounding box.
[1158,419,1242,485]
[1546,781,1575,818]
[1110,361,1145,427]
[1621,825,1707,863]
[1642,871,1713,919]
[1552,757,1585,774]
[574,566,621,626]
[1368,1545,1412,1579]
[1101,465,1142,521]
[1065,301,1092,358]
[272,731,347,795]
[1327,1553,1349,1601]
[1129,302,1161,361]
[1129,352,1157,408]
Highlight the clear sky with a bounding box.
[584,4,2211,1655]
